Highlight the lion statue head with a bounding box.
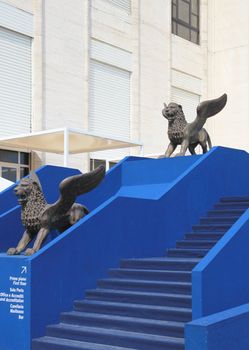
[14,172,44,206]
[162,102,186,122]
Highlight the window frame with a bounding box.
[172,0,200,45]
[0,149,30,181]
[90,158,118,171]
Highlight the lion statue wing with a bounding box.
[49,165,105,215]
[196,93,227,120]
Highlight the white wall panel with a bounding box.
[0,1,33,37]
[91,39,132,71]
[172,69,201,95]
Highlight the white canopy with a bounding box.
[0,177,13,192]
[0,128,142,166]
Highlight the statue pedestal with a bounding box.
[0,254,30,350]
[1,150,249,349]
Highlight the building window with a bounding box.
[90,159,106,172]
[172,0,200,45]
[90,158,118,171]
[0,149,30,182]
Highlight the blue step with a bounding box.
[167,248,209,258]
[184,232,224,240]
[74,300,192,322]
[97,278,191,295]
[207,209,246,217]
[46,323,185,350]
[33,336,140,350]
[176,239,217,249]
[109,268,191,282]
[220,196,249,202]
[60,311,185,338]
[86,289,192,308]
[192,224,231,232]
[120,257,200,271]
[200,216,239,224]
[214,202,249,210]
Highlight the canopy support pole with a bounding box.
[64,128,69,167]
[140,145,144,156]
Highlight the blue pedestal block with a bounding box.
[1,147,249,350]
[185,303,249,350]
[0,255,30,350]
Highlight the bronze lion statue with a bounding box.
[162,93,227,157]
[7,165,105,256]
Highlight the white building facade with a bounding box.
[0,0,248,181]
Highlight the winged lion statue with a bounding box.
[162,93,227,157]
[7,165,105,256]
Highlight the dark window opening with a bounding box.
[172,0,200,45]
[20,152,30,165]
[0,150,18,163]
[109,161,117,169]
[90,159,118,171]
[20,167,30,179]
[0,149,30,182]
[2,167,17,182]
[90,159,106,171]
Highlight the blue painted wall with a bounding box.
[185,303,249,350]
[28,147,249,343]
[1,147,249,350]
[29,154,204,342]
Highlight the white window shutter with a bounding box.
[0,27,32,137]
[89,40,131,160]
[106,0,131,13]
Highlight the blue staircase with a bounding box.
[32,196,249,350]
